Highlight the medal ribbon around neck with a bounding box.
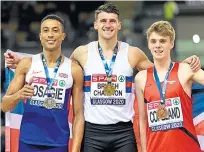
[154,62,173,104]
[98,42,118,83]
[42,54,62,97]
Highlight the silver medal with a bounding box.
[43,98,56,109]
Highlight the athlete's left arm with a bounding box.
[191,69,204,85]
[182,55,201,72]
[183,63,204,86]
[71,62,85,152]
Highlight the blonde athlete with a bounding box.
[135,21,203,152]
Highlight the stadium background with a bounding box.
[1,1,204,152]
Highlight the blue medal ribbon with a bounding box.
[42,54,62,97]
[98,42,118,84]
[154,62,173,104]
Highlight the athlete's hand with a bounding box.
[4,52,21,69]
[16,78,34,99]
[182,55,201,72]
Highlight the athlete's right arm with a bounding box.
[70,45,88,67]
[4,52,22,69]
[128,46,153,71]
[70,47,79,63]
[134,70,147,152]
[70,46,83,65]
[1,58,34,112]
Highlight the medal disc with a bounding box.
[156,104,168,119]
[43,98,56,109]
[104,84,115,96]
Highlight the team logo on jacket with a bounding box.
[118,75,125,82]
[173,98,180,105]
[59,80,66,87]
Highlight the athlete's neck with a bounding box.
[154,57,172,72]
[42,48,62,68]
[98,37,118,52]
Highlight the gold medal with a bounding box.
[104,83,115,96]
[156,104,168,119]
[43,98,56,109]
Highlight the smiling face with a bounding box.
[39,19,66,52]
[148,32,174,60]
[146,21,175,60]
[94,12,121,40]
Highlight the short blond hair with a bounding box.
[146,21,175,42]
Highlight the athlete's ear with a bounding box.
[118,21,122,31]
[170,40,174,49]
[147,39,151,50]
[39,33,41,41]
[94,21,98,30]
[62,33,66,41]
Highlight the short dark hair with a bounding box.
[95,3,120,20]
[41,14,65,31]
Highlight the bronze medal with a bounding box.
[104,83,115,96]
[43,98,56,109]
[156,104,168,119]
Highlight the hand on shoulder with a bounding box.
[179,62,193,74]
[4,52,21,69]
[182,55,201,72]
